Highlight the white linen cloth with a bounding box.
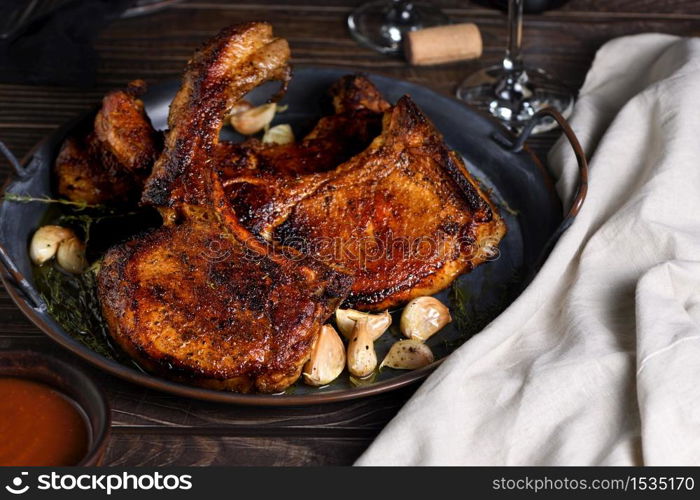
[356,34,700,466]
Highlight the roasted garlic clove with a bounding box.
[380,339,434,370]
[56,236,88,274]
[262,123,294,145]
[228,99,253,117]
[346,318,378,378]
[400,296,452,341]
[29,225,76,265]
[335,308,391,341]
[230,102,276,135]
[303,324,346,386]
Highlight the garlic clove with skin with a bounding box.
[29,225,77,266]
[303,324,346,387]
[380,339,434,371]
[346,317,378,378]
[400,296,452,342]
[229,102,276,135]
[56,236,88,274]
[262,123,294,145]
[228,99,253,117]
[335,308,391,341]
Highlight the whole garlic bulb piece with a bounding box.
[29,225,77,265]
[303,324,346,387]
[335,308,391,341]
[400,296,452,341]
[380,339,434,370]
[346,318,378,378]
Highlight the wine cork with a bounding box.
[404,23,483,66]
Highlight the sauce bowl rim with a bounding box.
[0,349,111,466]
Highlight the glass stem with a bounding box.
[503,0,524,73]
[491,0,533,122]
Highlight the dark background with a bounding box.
[1,0,699,465]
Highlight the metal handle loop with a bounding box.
[493,107,589,225]
[0,139,26,178]
[494,107,589,271]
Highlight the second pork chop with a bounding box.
[214,93,507,311]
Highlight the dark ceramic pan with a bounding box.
[0,67,587,405]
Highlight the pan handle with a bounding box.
[0,242,44,310]
[0,140,43,309]
[493,107,589,260]
[0,139,27,178]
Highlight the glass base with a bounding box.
[456,65,574,134]
[348,1,449,55]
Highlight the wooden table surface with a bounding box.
[1,0,698,466]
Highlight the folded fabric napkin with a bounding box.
[357,33,700,466]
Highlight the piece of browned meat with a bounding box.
[226,74,390,177]
[214,93,506,310]
[55,80,160,205]
[141,22,290,208]
[98,23,352,393]
[98,212,351,393]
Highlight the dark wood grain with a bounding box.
[1,0,699,466]
[104,432,372,466]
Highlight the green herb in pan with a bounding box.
[34,264,113,358]
[3,193,105,211]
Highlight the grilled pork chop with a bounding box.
[214,91,506,310]
[99,22,352,393]
[55,80,160,205]
[98,211,351,392]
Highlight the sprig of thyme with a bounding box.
[3,193,141,245]
[3,193,106,211]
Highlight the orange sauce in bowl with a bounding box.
[0,377,89,466]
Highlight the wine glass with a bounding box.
[456,0,574,133]
[348,1,449,55]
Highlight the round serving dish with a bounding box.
[0,67,586,405]
[0,350,110,465]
